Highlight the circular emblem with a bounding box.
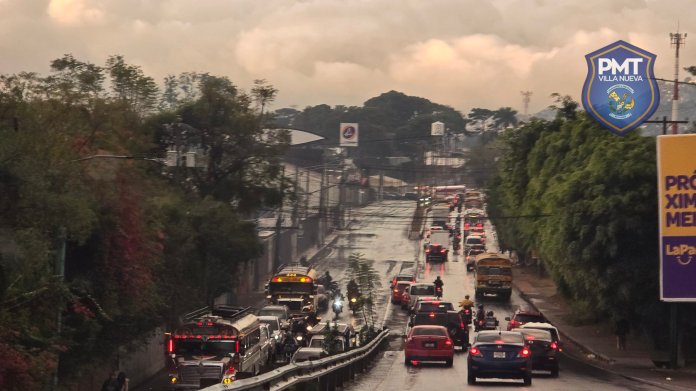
[607,84,636,120]
[342,126,356,139]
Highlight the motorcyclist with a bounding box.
[458,295,474,309]
[433,276,444,289]
[476,304,486,320]
[324,271,333,285]
[475,304,486,329]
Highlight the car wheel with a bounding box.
[523,374,532,386]
[404,356,411,366]
[467,373,476,385]
[445,358,453,367]
[550,367,559,378]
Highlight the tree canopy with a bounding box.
[0,54,286,389]
[487,104,680,339]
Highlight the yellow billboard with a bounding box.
[657,134,696,301]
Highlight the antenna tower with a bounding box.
[670,28,687,134]
[521,91,533,116]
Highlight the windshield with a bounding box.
[259,319,280,331]
[410,285,436,295]
[417,302,454,312]
[258,308,287,319]
[173,340,237,355]
[268,282,313,295]
[309,338,324,348]
[466,237,482,245]
[412,327,447,336]
[476,333,524,344]
[515,314,544,323]
[477,266,512,276]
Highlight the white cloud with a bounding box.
[47,0,104,26]
[0,0,690,113]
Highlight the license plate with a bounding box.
[493,351,506,359]
[424,342,436,348]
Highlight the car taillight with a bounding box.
[226,366,236,374]
[440,249,446,254]
[518,347,531,358]
[550,342,558,350]
[445,339,453,346]
[469,347,482,357]
[509,320,517,328]
[167,338,174,353]
[393,289,399,293]
[425,249,430,253]
[460,322,465,328]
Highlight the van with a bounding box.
[474,252,513,300]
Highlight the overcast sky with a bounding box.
[2,0,695,114]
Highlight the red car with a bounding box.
[404,325,454,367]
[390,273,416,289]
[392,281,412,304]
[506,309,546,331]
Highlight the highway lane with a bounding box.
[136,200,659,390]
[341,202,660,391]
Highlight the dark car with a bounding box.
[425,243,448,262]
[467,331,532,386]
[511,328,560,376]
[410,310,469,350]
[413,300,455,313]
[506,308,546,331]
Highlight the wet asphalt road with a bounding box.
[137,200,660,390]
[321,201,660,391]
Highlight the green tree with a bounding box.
[347,253,381,327]
[493,107,518,129]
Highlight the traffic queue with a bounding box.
[396,188,561,386]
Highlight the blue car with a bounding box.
[467,331,532,386]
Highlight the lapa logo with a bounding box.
[665,243,696,266]
[581,40,660,135]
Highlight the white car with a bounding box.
[403,283,437,311]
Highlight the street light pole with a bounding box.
[52,226,66,390]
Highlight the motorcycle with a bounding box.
[435,286,443,299]
[348,292,361,314]
[332,297,343,319]
[460,307,473,325]
[453,241,461,252]
[474,311,499,331]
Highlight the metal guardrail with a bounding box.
[202,329,390,391]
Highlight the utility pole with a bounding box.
[318,163,326,246]
[304,169,310,219]
[52,226,67,390]
[521,91,533,117]
[273,166,285,269]
[644,116,689,135]
[670,29,687,134]
[292,166,299,224]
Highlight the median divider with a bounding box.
[202,328,390,391]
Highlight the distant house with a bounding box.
[162,120,209,169]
